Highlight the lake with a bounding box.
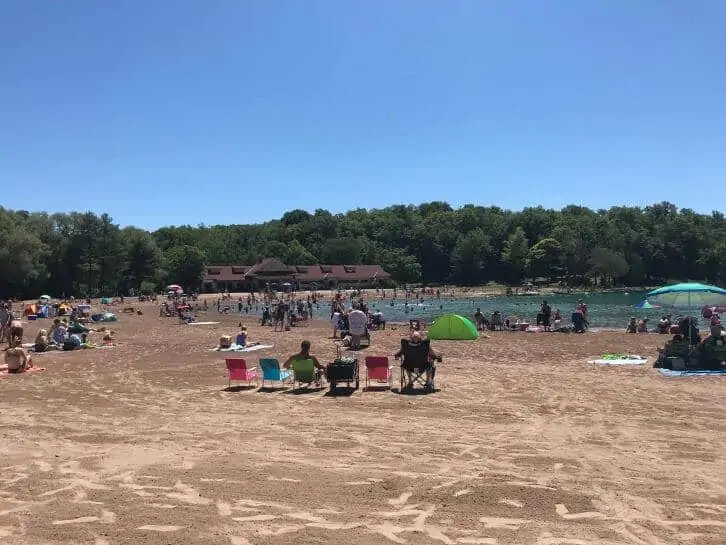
[365,291,691,329]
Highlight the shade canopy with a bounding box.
[647,283,726,308]
[427,313,479,340]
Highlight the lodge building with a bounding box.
[202,258,392,292]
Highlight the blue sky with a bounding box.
[2,1,725,229]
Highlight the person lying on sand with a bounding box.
[283,340,325,372]
[5,339,33,373]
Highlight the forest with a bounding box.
[1,201,725,299]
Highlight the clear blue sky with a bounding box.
[2,1,725,229]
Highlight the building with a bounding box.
[202,258,393,292]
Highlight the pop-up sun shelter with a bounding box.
[427,313,479,340]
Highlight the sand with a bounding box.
[1,303,725,545]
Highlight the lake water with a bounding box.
[364,291,691,329]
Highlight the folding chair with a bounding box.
[225,358,259,388]
[397,338,436,391]
[364,356,393,390]
[259,357,292,387]
[291,358,323,391]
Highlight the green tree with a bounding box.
[120,227,161,293]
[163,245,207,291]
[527,238,562,281]
[502,227,529,283]
[450,228,492,286]
[588,247,630,286]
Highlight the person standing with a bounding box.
[474,308,484,331]
[540,300,552,331]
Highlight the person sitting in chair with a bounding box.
[654,334,691,368]
[347,308,368,350]
[283,340,326,374]
[394,331,441,389]
[626,317,637,333]
[692,325,726,370]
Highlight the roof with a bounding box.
[245,258,296,276]
[203,261,391,283]
[204,266,250,282]
[294,265,391,282]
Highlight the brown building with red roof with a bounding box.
[202,258,392,292]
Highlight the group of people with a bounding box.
[282,328,441,389]
[470,299,588,333]
[655,320,726,370]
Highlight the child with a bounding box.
[236,326,248,347]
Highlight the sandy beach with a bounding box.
[1,302,725,545]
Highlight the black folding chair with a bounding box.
[397,338,436,390]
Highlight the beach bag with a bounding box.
[219,335,232,349]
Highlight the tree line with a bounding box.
[1,201,725,299]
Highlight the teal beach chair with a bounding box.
[259,358,292,387]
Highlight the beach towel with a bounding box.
[588,354,648,365]
[211,343,273,353]
[188,321,220,326]
[0,366,46,378]
[657,368,726,377]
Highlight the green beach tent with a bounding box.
[427,313,479,340]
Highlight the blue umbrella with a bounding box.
[635,300,660,309]
[647,283,726,309]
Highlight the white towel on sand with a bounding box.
[212,344,273,353]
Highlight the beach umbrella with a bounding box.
[39,295,51,301]
[635,300,659,309]
[647,283,726,309]
[166,284,183,292]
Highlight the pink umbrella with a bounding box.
[166,284,183,292]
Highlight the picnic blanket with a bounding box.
[588,354,648,365]
[657,368,726,377]
[211,343,273,353]
[188,321,220,326]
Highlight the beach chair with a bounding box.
[364,356,393,390]
[225,358,258,388]
[259,357,292,387]
[397,338,437,391]
[291,358,322,391]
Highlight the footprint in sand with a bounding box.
[387,492,413,507]
[164,481,212,505]
[53,516,100,525]
[555,504,606,521]
[232,515,278,522]
[217,501,232,517]
[479,517,531,530]
[33,460,53,472]
[499,498,524,508]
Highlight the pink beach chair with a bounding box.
[364,356,393,390]
[225,358,259,388]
